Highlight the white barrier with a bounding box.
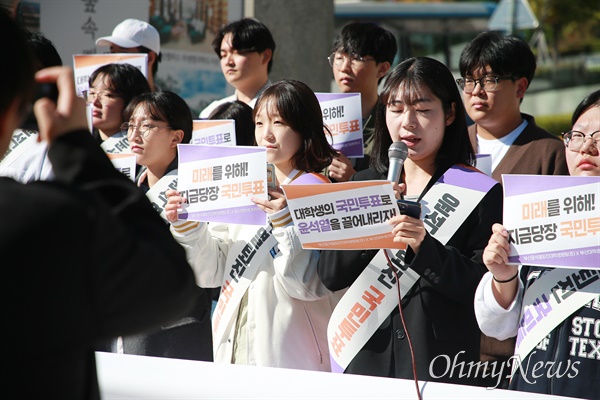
[96,352,575,399]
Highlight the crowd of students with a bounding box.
[2,7,598,400]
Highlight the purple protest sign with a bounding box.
[176,144,268,225]
[503,174,600,270]
[316,92,363,157]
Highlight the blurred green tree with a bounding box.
[529,0,600,58]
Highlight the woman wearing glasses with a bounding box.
[84,63,151,144]
[475,89,600,399]
[117,91,214,361]
[124,91,191,190]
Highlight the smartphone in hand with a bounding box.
[21,83,60,130]
[397,199,421,219]
[34,83,59,103]
[267,163,277,190]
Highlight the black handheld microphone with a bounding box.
[387,141,409,184]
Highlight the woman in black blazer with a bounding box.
[318,57,502,387]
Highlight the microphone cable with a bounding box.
[384,249,423,400]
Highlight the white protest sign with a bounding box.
[503,174,600,269]
[176,144,268,225]
[476,154,492,177]
[101,134,131,155]
[282,180,402,250]
[105,153,136,182]
[72,53,148,97]
[191,120,236,146]
[101,134,134,181]
[315,93,363,158]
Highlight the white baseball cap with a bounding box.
[96,19,160,55]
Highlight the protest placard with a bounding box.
[105,153,136,181]
[503,174,600,269]
[282,180,402,250]
[100,134,134,181]
[476,154,492,176]
[176,144,268,225]
[315,93,363,158]
[191,120,236,146]
[72,53,148,96]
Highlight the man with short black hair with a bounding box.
[2,10,196,399]
[326,22,397,182]
[458,30,569,388]
[458,30,568,182]
[199,18,275,118]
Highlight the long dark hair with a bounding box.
[371,57,474,174]
[124,91,193,144]
[253,80,337,173]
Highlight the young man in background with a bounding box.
[326,22,397,182]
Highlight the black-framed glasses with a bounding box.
[82,90,121,105]
[121,122,173,140]
[328,52,375,68]
[562,130,600,152]
[456,75,515,94]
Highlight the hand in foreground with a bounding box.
[391,182,406,200]
[483,223,519,308]
[252,188,287,215]
[483,223,519,281]
[327,152,355,182]
[165,189,186,223]
[388,214,426,253]
[33,66,88,143]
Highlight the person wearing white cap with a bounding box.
[96,18,161,91]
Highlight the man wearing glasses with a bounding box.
[457,30,569,389]
[458,30,568,183]
[325,22,397,182]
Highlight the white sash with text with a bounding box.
[514,268,599,363]
[328,166,493,372]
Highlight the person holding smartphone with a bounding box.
[2,11,196,399]
[165,80,338,371]
[317,57,502,386]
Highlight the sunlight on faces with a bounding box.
[385,83,453,166]
[89,74,125,136]
[128,104,179,168]
[566,106,600,177]
[219,33,267,89]
[332,52,383,95]
[463,65,522,126]
[254,99,302,177]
